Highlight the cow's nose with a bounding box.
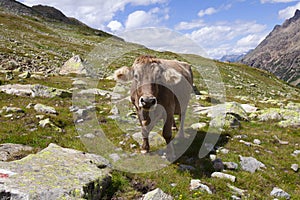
[139,96,157,108]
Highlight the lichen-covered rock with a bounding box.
[18,71,31,79]
[34,103,57,115]
[132,132,165,148]
[39,118,62,132]
[239,156,266,173]
[142,188,173,200]
[59,55,86,75]
[0,144,111,199]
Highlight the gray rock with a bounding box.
[0,143,33,161]
[83,133,96,139]
[0,144,111,199]
[270,187,290,199]
[142,188,173,200]
[5,71,14,80]
[109,153,121,162]
[190,122,207,130]
[291,164,298,172]
[239,156,266,173]
[227,184,246,196]
[39,118,62,132]
[72,79,87,88]
[110,105,120,115]
[2,106,24,113]
[34,103,57,115]
[231,195,241,200]
[240,104,258,113]
[293,150,300,156]
[211,172,236,182]
[213,158,224,172]
[18,71,31,79]
[224,162,239,170]
[0,84,71,98]
[253,139,261,145]
[190,179,212,194]
[59,55,86,75]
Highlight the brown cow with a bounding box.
[114,55,193,153]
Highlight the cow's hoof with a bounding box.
[141,150,149,154]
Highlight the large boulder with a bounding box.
[0,143,33,161]
[59,55,86,75]
[0,144,111,199]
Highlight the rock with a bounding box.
[224,162,239,170]
[132,132,165,148]
[239,156,266,173]
[83,133,96,139]
[210,114,241,129]
[39,118,62,132]
[231,195,241,200]
[59,55,86,75]
[142,188,173,200]
[291,164,298,172]
[292,150,300,156]
[78,88,112,96]
[18,71,31,79]
[2,106,24,113]
[190,179,212,194]
[110,105,119,115]
[240,104,258,113]
[0,143,33,161]
[109,153,121,162]
[212,158,224,172]
[273,135,289,145]
[253,139,261,145]
[209,154,217,161]
[211,172,236,182]
[270,187,291,199]
[227,184,246,196]
[34,103,57,115]
[5,71,14,80]
[0,84,72,98]
[72,79,87,88]
[0,144,111,199]
[219,148,229,154]
[190,122,207,130]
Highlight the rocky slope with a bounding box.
[241,9,300,87]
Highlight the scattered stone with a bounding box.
[59,55,86,75]
[142,188,173,200]
[34,103,57,115]
[2,106,24,113]
[109,153,121,162]
[130,144,137,149]
[209,154,217,161]
[0,143,33,161]
[39,118,62,132]
[227,184,246,196]
[253,139,261,145]
[291,164,298,172]
[239,156,266,173]
[231,195,241,200]
[0,144,111,199]
[224,162,239,170]
[83,133,96,139]
[292,150,300,156]
[110,105,120,115]
[4,114,13,118]
[211,172,236,182]
[18,71,31,79]
[240,104,258,113]
[190,179,212,194]
[273,135,289,145]
[219,148,229,154]
[270,187,291,199]
[0,84,71,98]
[212,158,224,172]
[233,135,248,139]
[170,183,177,187]
[72,79,87,88]
[190,122,207,130]
[5,71,14,80]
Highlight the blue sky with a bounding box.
[19,0,300,59]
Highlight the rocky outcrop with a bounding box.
[0,143,111,199]
[59,55,86,75]
[241,10,300,87]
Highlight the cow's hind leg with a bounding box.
[178,112,186,138]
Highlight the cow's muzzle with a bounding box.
[139,96,157,110]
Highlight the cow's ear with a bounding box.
[163,68,182,85]
[114,66,133,82]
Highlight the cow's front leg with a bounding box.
[141,127,150,154]
[163,116,173,144]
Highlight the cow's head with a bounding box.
[114,55,182,111]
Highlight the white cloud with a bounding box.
[125,7,168,30]
[198,7,217,17]
[278,2,300,19]
[260,0,298,3]
[20,0,168,29]
[107,20,124,32]
[174,19,205,31]
[185,21,268,58]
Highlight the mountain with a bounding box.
[241,9,300,87]
[219,52,249,63]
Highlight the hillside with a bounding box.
[0,1,300,199]
[241,9,300,87]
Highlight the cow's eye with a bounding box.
[134,74,139,80]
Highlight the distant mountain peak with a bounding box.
[241,9,300,87]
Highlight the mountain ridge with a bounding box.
[241,9,300,87]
